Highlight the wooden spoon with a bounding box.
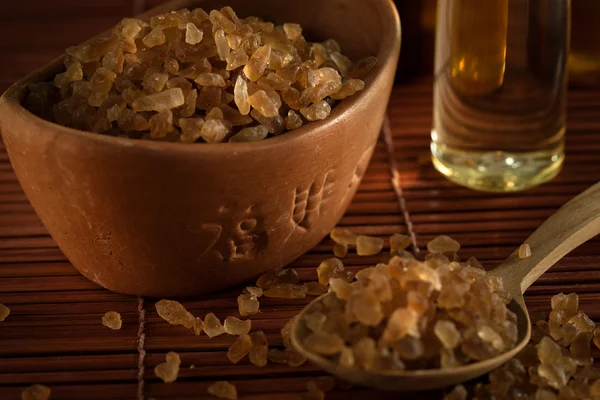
[291,181,600,391]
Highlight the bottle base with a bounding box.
[430,142,564,192]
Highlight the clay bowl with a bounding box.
[0,0,400,297]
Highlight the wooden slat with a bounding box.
[0,0,599,397]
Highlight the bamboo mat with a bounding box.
[0,78,599,399]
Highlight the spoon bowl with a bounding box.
[292,181,600,391]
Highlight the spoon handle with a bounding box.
[490,181,600,295]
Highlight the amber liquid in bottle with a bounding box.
[449,0,508,96]
[432,0,568,192]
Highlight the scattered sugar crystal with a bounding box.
[256,268,299,289]
[330,228,358,246]
[594,330,600,350]
[570,333,593,366]
[519,243,532,259]
[567,311,595,333]
[537,336,562,365]
[316,258,343,285]
[304,281,329,296]
[194,318,204,336]
[0,303,10,321]
[427,235,460,253]
[154,351,181,383]
[267,347,307,366]
[390,233,411,254]
[332,242,348,258]
[203,313,226,338]
[356,235,384,256]
[227,333,252,363]
[244,286,263,298]
[249,330,268,367]
[102,311,122,330]
[21,384,51,400]
[224,316,251,335]
[155,299,195,329]
[237,294,260,316]
[552,292,579,315]
[263,283,308,299]
[208,381,237,400]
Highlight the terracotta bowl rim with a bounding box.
[0,0,400,155]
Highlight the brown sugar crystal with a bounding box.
[256,267,299,289]
[224,316,252,335]
[203,313,226,338]
[356,235,384,256]
[248,330,269,367]
[208,381,238,399]
[519,243,532,259]
[317,258,353,285]
[330,228,358,246]
[227,333,252,364]
[21,384,51,400]
[155,299,197,331]
[263,283,308,299]
[427,235,461,253]
[102,311,122,330]
[237,294,260,316]
[154,351,181,383]
[390,233,411,254]
[0,303,10,321]
[30,7,374,142]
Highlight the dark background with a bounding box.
[0,0,437,93]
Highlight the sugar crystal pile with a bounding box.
[25,7,377,143]
[299,235,519,371]
[446,292,600,399]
